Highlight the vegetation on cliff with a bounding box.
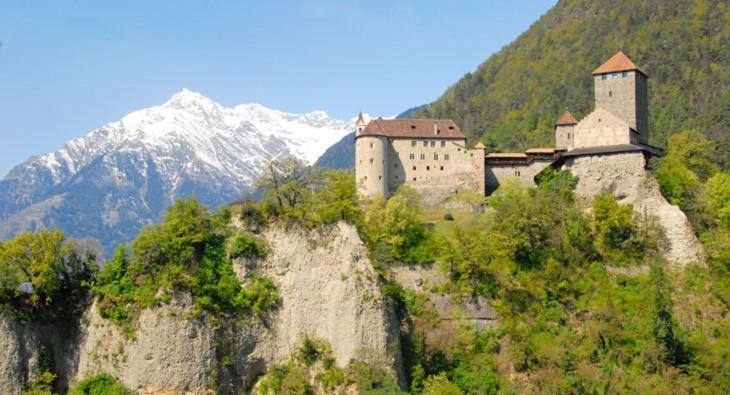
[415,0,730,169]
[0,230,97,321]
[93,198,280,333]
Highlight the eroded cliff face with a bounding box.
[0,222,402,394]
[561,152,704,267]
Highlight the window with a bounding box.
[426,166,430,171]
[434,153,439,160]
[369,158,373,164]
[369,142,373,148]
[409,153,415,160]
[364,176,368,181]
[423,141,428,147]
[445,154,450,160]
[609,91,613,97]
[567,133,571,139]
[378,175,382,180]
[612,72,619,79]
[622,71,628,78]
[413,177,417,181]
[395,175,398,180]
[602,74,608,80]
[411,140,416,147]
[420,153,426,160]
[430,141,435,147]
[515,170,521,177]
[413,166,416,171]
[440,166,444,171]
[394,163,398,168]
[441,141,446,147]
[395,151,400,157]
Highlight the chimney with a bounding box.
[433,124,440,135]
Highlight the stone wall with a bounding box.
[355,136,388,196]
[485,159,554,194]
[572,108,633,148]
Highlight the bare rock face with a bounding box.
[73,294,218,394]
[237,222,404,382]
[561,152,704,267]
[0,313,23,394]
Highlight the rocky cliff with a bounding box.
[0,222,402,394]
[560,151,704,267]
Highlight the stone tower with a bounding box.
[592,51,649,144]
[355,114,388,197]
[555,111,577,150]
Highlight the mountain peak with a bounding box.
[163,89,220,112]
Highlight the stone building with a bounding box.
[355,51,662,203]
[354,116,485,207]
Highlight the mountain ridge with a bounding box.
[0,90,354,252]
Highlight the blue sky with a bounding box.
[0,1,555,176]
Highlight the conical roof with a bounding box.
[474,142,486,149]
[555,111,578,126]
[592,51,647,76]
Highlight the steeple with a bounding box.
[355,112,366,135]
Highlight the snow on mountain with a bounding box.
[0,89,356,254]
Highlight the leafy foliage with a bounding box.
[93,198,279,331]
[0,230,97,320]
[68,374,132,395]
[415,0,730,169]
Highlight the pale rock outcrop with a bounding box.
[561,152,704,267]
[237,222,403,381]
[0,313,23,394]
[73,294,217,394]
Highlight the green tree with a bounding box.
[0,230,96,318]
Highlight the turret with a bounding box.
[354,114,388,197]
[555,111,577,150]
[592,51,649,144]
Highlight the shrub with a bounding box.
[227,232,267,259]
[443,212,455,221]
[68,374,132,395]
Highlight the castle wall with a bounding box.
[355,136,388,196]
[572,108,632,148]
[485,160,554,193]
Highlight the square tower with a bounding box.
[592,52,649,144]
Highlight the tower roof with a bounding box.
[355,112,366,125]
[555,111,578,126]
[592,51,647,77]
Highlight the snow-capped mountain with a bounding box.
[0,89,355,253]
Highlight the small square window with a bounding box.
[440,141,446,147]
[413,166,416,171]
[430,141,435,147]
[409,153,415,160]
[394,163,398,168]
[609,91,613,97]
[378,175,382,180]
[395,175,398,180]
[411,140,417,147]
[445,154,450,160]
[426,166,430,171]
[420,153,426,160]
[612,72,619,79]
[602,74,608,80]
[413,177,416,181]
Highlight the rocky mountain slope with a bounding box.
[0,90,354,252]
[415,0,730,166]
[0,222,403,394]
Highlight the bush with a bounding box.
[68,374,132,395]
[443,213,455,221]
[227,232,267,259]
[93,198,279,330]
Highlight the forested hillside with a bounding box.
[415,0,729,168]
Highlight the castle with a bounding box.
[355,51,663,205]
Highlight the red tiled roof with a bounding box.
[555,112,578,126]
[357,119,466,139]
[592,51,647,76]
